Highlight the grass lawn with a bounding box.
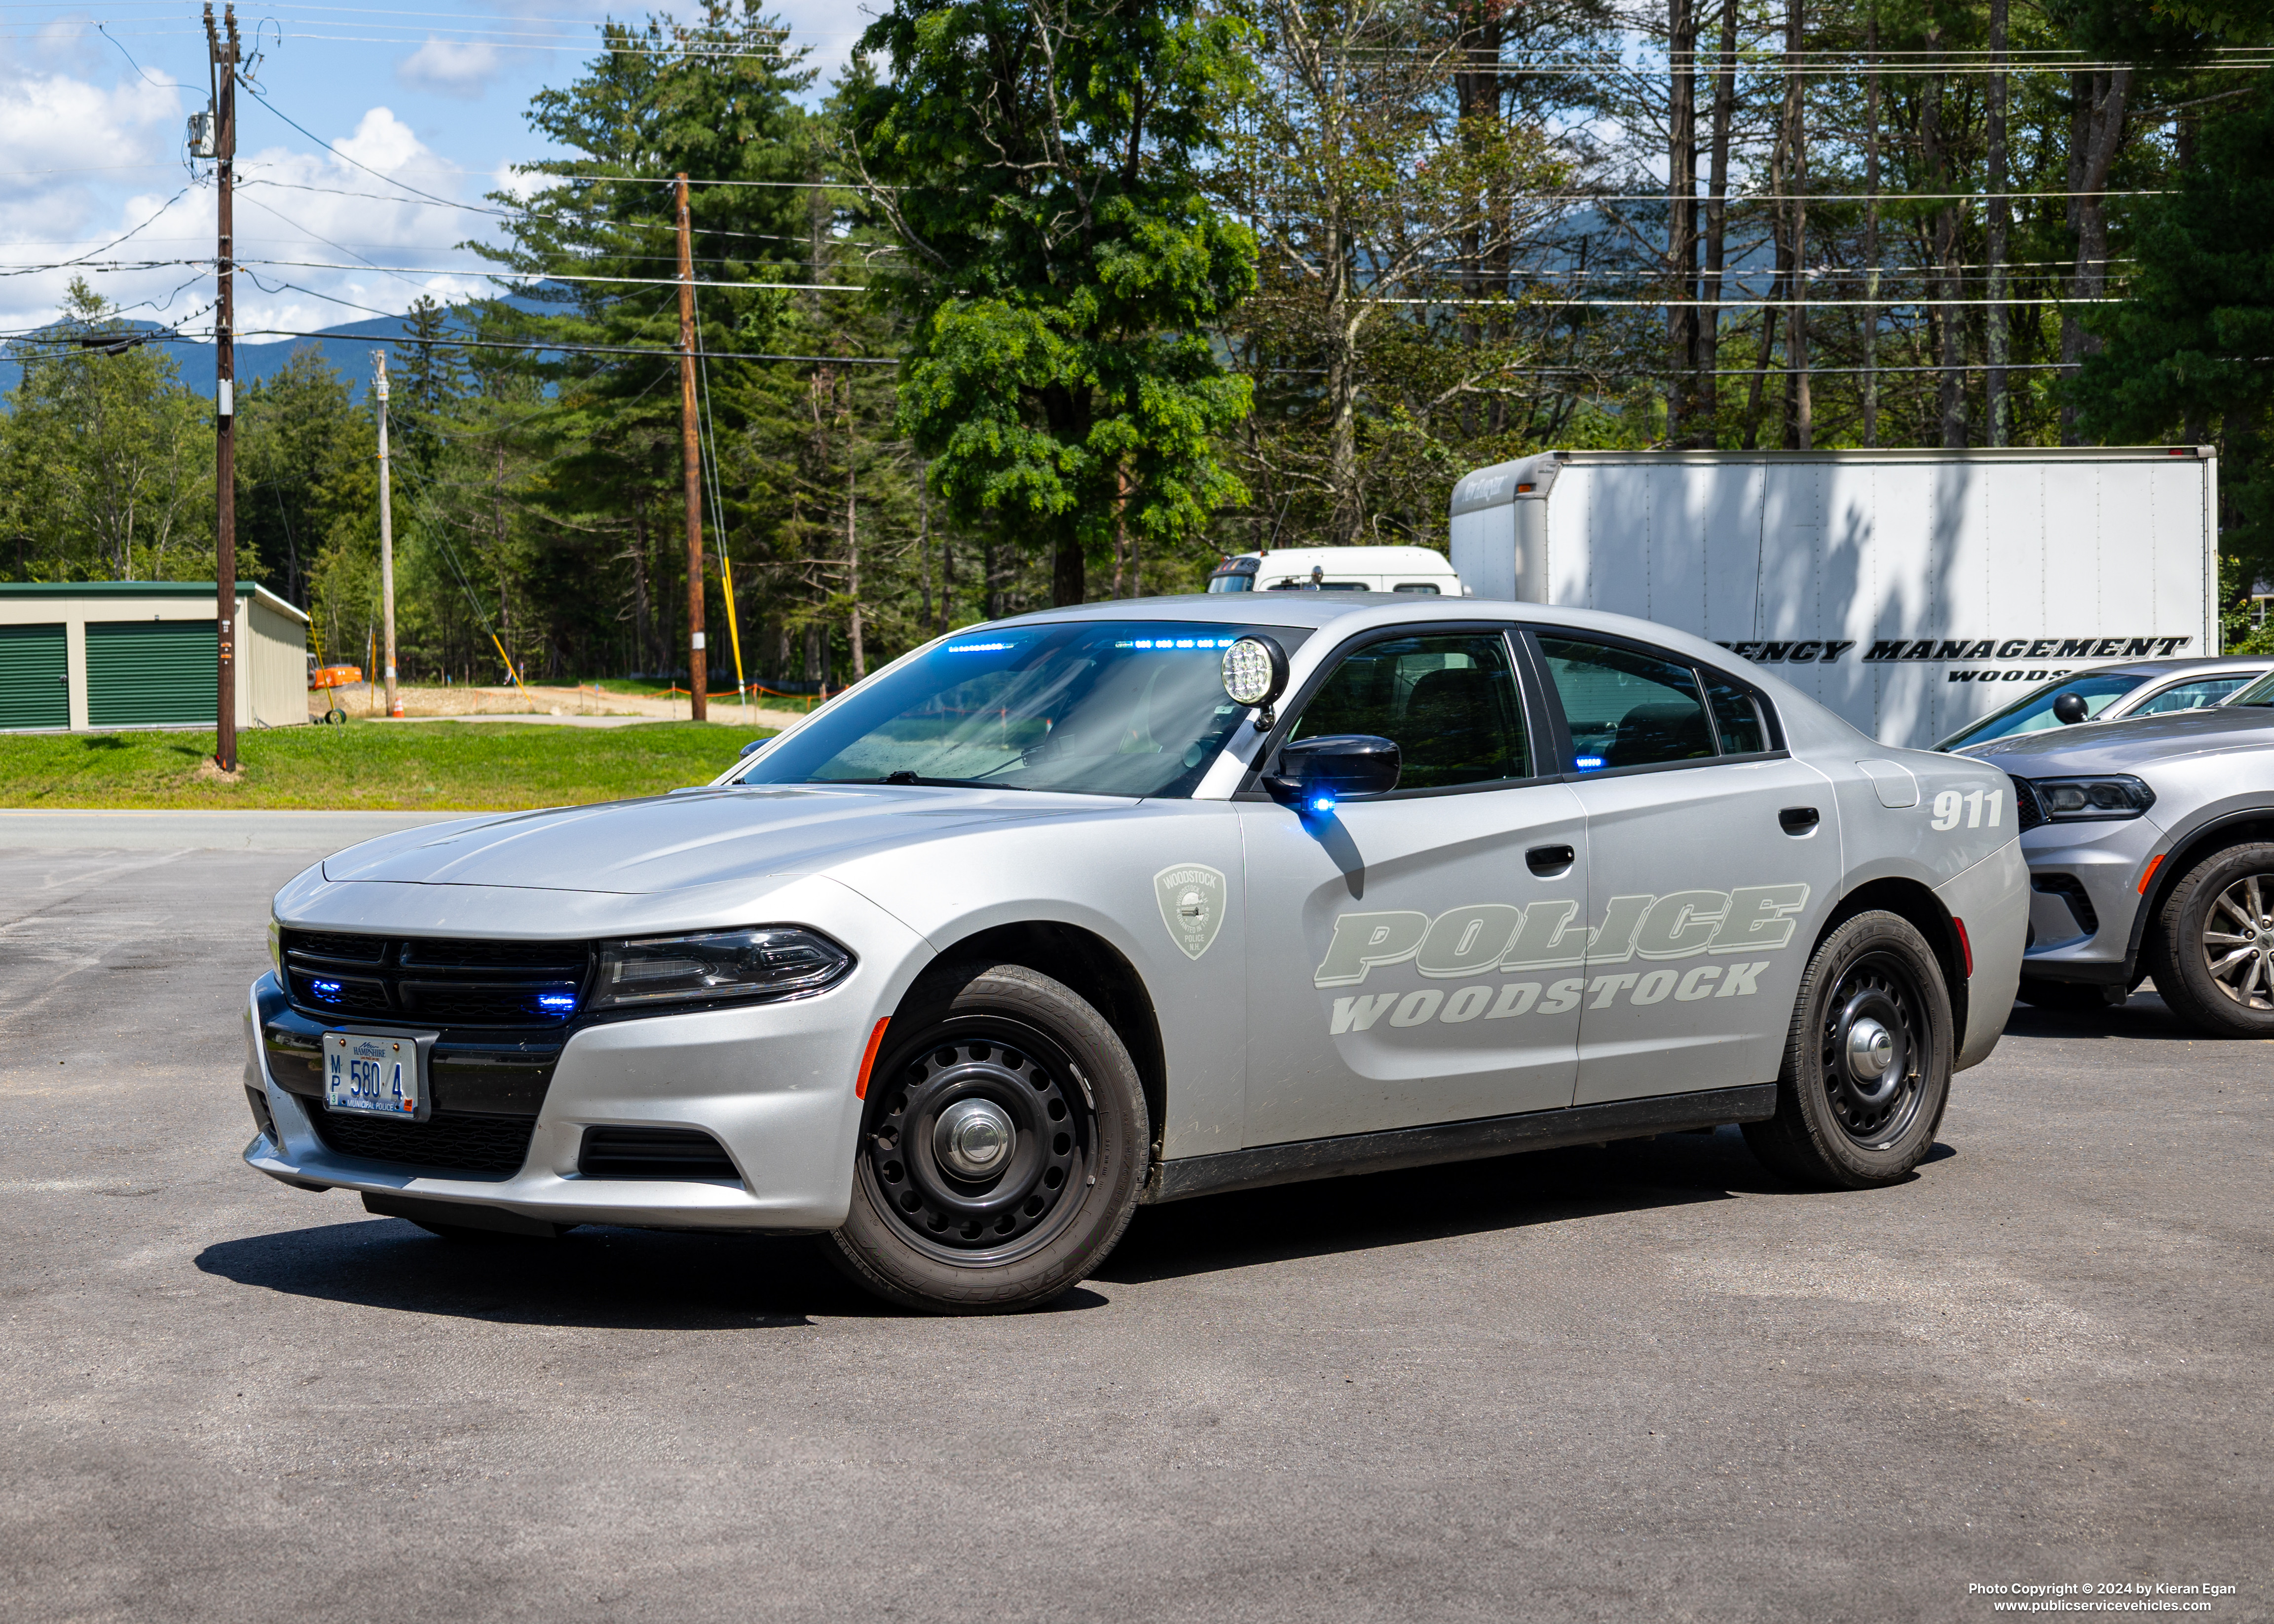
[0,720,776,811]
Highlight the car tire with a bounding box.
[2145,842,2274,1038]
[1743,910,1955,1189]
[820,961,1150,1315]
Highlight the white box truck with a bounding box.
[1449,446,2219,749]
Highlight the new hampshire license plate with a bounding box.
[324,1032,421,1117]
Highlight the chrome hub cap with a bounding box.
[935,1098,1015,1179]
[1845,1017,1897,1085]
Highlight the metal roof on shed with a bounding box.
[0,581,308,623]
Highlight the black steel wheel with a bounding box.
[2147,842,2274,1038]
[1816,951,1928,1151]
[861,1031,1091,1262]
[1745,909,1954,1188]
[822,961,1149,1314]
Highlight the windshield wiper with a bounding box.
[808,773,1034,790]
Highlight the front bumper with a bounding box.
[241,972,871,1231]
[2015,814,2166,985]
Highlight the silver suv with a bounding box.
[1956,670,2274,1035]
[1936,655,2272,752]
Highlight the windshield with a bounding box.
[2225,670,2274,707]
[1936,671,2144,750]
[733,621,1309,798]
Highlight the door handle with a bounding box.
[1779,806,1821,835]
[1527,843,1576,877]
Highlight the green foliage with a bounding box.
[2078,78,2274,575]
[0,279,217,582]
[853,0,1258,603]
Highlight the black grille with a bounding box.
[2012,775,2046,832]
[579,1126,741,1181]
[281,930,591,1031]
[2032,872,2100,936]
[305,1106,536,1177]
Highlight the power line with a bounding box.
[237,256,871,292]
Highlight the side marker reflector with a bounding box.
[854,1017,890,1100]
[2137,853,2164,895]
[1951,917,1973,979]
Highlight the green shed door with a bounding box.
[0,622,69,730]
[86,619,218,728]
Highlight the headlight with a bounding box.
[2025,774,2157,821]
[591,926,853,1009]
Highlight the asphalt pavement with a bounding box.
[0,836,2265,1624]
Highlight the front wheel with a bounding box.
[820,962,1150,1314]
[1743,910,1955,1189]
[2146,842,2274,1038]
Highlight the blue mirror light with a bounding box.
[1306,791,1338,815]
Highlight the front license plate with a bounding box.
[324,1032,421,1118]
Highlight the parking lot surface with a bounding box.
[1,843,2266,1623]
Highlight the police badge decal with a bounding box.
[1154,864,1228,961]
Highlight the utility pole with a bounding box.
[373,350,401,715]
[205,3,239,770]
[675,173,707,722]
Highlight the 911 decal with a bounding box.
[1313,886,1809,987]
[1931,788,2003,831]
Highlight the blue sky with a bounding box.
[0,2,866,344]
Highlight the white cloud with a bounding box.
[395,37,504,100]
[0,70,179,196]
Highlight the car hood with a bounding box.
[319,785,1132,894]
[1961,704,2274,775]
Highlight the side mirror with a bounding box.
[1265,734,1401,813]
[738,738,767,758]
[2051,692,2091,726]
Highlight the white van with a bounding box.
[1204,545,1464,596]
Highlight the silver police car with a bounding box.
[1956,669,2274,1035]
[243,597,2026,1314]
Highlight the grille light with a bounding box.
[311,978,343,1002]
[535,993,579,1013]
[592,926,853,1010]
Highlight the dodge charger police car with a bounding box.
[243,596,2027,1313]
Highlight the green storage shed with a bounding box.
[0,583,309,733]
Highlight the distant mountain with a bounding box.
[0,297,550,400]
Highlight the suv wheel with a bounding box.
[821,962,1149,1314]
[1743,910,1954,1189]
[2146,842,2274,1037]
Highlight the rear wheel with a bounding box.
[2146,843,2274,1038]
[1744,910,1954,1189]
[821,962,1149,1314]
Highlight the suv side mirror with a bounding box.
[1265,735,1401,812]
[2052,692,2091,726]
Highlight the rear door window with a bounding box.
[1535,636,1715,772]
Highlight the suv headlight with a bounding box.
[2025,774,2157,821]
[592,926,853,1009]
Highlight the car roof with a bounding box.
[2091,655,2271,679]
[988,592,1781,672]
